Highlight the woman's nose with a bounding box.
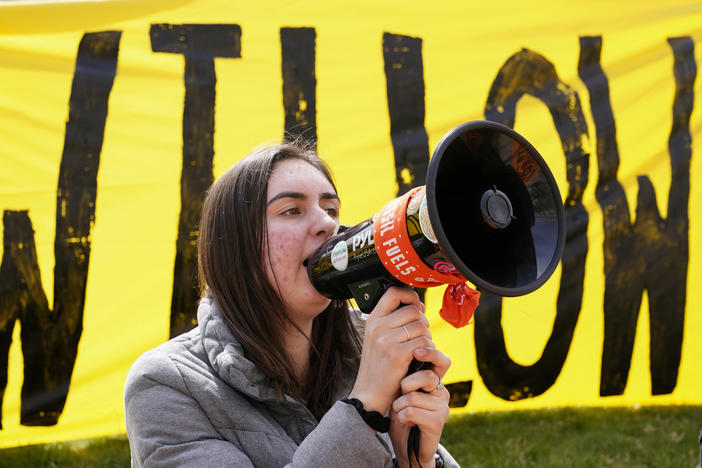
[313,207,338,238]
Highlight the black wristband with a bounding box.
[434,452,445,468]
[341,398,390,433]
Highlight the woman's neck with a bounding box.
[282,320,313,380]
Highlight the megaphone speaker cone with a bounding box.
[426,120,566,296]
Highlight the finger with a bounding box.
[394,386,449,411]
[412,347,451,379]
[394,319,432,344]
[400,369,442,394]
[392,402,449,434]
[400,335,435,362]
[367,304,429,341]
[363,307,429,350]
[387,305,430,330]
[370,286,422,318]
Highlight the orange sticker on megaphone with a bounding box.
[373,187,464,288]
[373,187,480,328]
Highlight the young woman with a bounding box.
[124,142,459,467]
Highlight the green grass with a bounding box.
[0,406,700,467]
[442,405,702,467]
[0,436,130,468]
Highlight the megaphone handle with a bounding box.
[351,279,429,467]
[405,358,432,468]
[407,357,432,374]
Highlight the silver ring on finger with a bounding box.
[432,379,444,393]
[402,325,411,342]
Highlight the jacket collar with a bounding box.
[197,295,299,404]
[197,294,359,408]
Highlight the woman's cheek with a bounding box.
[266,232,298,281]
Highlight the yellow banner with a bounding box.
[1,0,701,448]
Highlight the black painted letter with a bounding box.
[477,49,591,400]
[0,31,121,427]
[382,32,473,406]
[382,32,430,196]
[579,36,694,396]
[281,27,317,147]
[150,24,242,338]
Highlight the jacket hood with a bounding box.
[197,295,294,404]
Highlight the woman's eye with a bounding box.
[325,207,339,218]
[282,207,301,216]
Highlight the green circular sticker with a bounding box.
[331,240,349,271]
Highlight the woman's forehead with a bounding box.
[268,159,336,194]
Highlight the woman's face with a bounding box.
[265,158,340,326]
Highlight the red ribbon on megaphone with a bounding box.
[373,187,480,328]
[440,283,480,328]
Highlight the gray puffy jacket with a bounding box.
[124,296,459,467]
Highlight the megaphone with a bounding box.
[307,120,565,325]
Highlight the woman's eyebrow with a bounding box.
[320,192,339,201]
[268,191,339,205]
[268,191,306,205]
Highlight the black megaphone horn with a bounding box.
[306,120,566,324]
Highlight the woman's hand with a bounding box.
[348,287,432,416]
[389,347,452,468]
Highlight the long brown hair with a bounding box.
[197,142,361,419]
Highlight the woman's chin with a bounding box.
[309,293,334,317]
[311,291,333,309]
[285,287,333,318]
[302,275,333,305]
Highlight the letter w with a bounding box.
[0,31,121,427]
[578,36,695,395]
